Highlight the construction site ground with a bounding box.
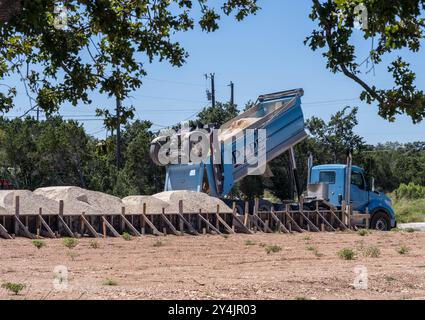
[1,231,424,300]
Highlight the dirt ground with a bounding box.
[1,231,425,300]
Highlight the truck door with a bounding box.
[350,170,369,211]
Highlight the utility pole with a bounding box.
[228,81,234,106]
[116,95,122,169]
[210,73,215,108]
[36,106,40,122]
[205,73,216,108]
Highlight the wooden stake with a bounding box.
[38,214,56,238]
[140,213,163,236]
[160,209,180,236]
[81,214,100,238]
[101,216,120,237]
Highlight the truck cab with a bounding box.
[309,164,396,231]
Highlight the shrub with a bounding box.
[153,240,164,247]
[245,240,256,246]
[1,282,25,295]
[103,279,118,286]
[307,245,323,257]
[392,183,425,223]
[122,232,132,241]
[338,248,355,260]
[32,240,45,250]
[365,246,381,258]
[89,240,99,249]
[357,229,369,237]
[265,245,282,254]
[63,238,78,249]
[67,251,79,261]
[394,183,425,200]
[398,246,410,255]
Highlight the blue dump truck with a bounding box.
[150,89,396,231]
[307,164,396,231]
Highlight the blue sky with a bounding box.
[5,0,425,144]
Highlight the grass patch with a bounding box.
[385,276,396,282]
[303,236,312,241]
[364,246,381,258]
[392,197,425,223]
[63,237,78,249]
[32,240,45,250]
[398,246,410,255]
[89,240,99,249]
[222,234,229,239]
[1,282,26,295]
[404,228,416,233]
[122,232,132,241]
[265,245,282,254]
[245,240,256,246]
[67,251,79,261]
[357,229,369,237]
[338,248,356,260]
[306,245,323,257]
[294,296,309,300]
[103,279,118,286]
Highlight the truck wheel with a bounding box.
[370,212,391,231]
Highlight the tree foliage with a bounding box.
[306,0,425,123]
[0,0,258,114]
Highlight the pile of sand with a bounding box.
[152,191,233,214]
[122,196,168,214]
[0,187,233,216]
[34,186,123,215]
[0,190,59,215]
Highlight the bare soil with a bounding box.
[1,231,424,300]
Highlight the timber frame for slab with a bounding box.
[0,196,362,239]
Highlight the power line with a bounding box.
[144,77,204,87]
[137,94,206,104]
[303,98,360,105]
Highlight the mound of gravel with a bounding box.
[122,196,168,215]
[152,191,233,214]
[34,186,123,215]
[0,190,59,215]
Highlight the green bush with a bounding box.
[245,240,256,246]
[32,240,45,250]
[398,246,410,255]
[1,282,26,295]
[394,183,425,200]
[265,245,282,254]
[153,240,164,247]
[122,232,132,241]
[364,246,381,258]
[103,279,118,286]
[391,183,425,223]
[338,248,355,260]
[63,238,78,249]
[89,240,99,249]
[357,229,369,237]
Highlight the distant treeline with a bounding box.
[1,105,424,200]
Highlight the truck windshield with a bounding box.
[319,171,336,184]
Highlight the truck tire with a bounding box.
[370,211,391,231]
